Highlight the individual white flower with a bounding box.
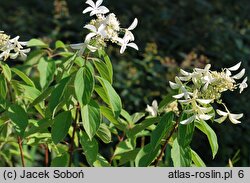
[84,24,107,41]
[116,35,138,54]
[145,100,158,117]
[124,18,138,41]
[215,109,243,124]
[239,77,247,93]
[82,0,109,16]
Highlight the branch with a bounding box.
[17,136,25,167]
[154,121,179,167]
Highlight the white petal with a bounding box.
[172,93,185,99]
[229,115,241,124]
[180,69,190,76]
[85,33,96,42]
[228,62,241,71]
[178,99,191,104]
[232,69,245,80]
[82,7,94,14]
[87,45,98,52]
[196,99,213,105]
[216,109,228,116]
[169,81,180,89]
[198,114,212,120]
[127,43,138,50]
[84,24,97,32]
[128,18,138,30]
[229,113,243,120]
[120,45,126,54]
[198,106,213,113]
[70,43,84,49]
[239,77,248,93]
[152,100,158,109]
[98,6,109,14]
[179,76,191,81]
[96,0,103,7]
[180,115,196,125]
[86,0,95,7]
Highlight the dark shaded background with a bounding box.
[1,0,249,166]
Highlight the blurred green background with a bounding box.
[1,0,249,166]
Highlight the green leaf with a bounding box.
[96,76,122,118]
[96,123,111,144]
[100,106,126,131]
[178,113,195,147]
[151,112,174,148]
[79,131,98,166]
[94,85,109,104]
[128,117,159,137]
[135,143,160,167]
[1,62,12,82]
[27,39,48,48]
[93,59,112,83]
[30,86,55,107]
[7,104,28,137]
[118,148,140,166]
[98,49,113,83]
[38,57,56,89]
[51,153,69,167]
[55,40,66,49]
[48,76,70,113]
[195,120,218,158]
[51,111,72,144]
[114,139,134,156]
[191,149,206,167]
[74,66,94,106]
[81,100,101,140]
[171,139,192,167]
[0,75,7,98]
[93,154,111,167]
[11,68,35,87]
[24,119,52,137]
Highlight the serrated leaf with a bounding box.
[171,139,192,167]
[81,100,101,140]
[80,131,98,166]
[195,120,218,158]
[7,104,28,137]
[74,66,94,106]
[27,39,48,48]
[51,111,72,144]
[96,76,122,118]
[96,123,111,144]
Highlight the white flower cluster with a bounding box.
[169,62,248,125]
[0,31,30,61]
[71,0,138,54]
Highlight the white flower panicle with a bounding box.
[169,62,247,125]
[0,31,30,61]
[71,0,138,54]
